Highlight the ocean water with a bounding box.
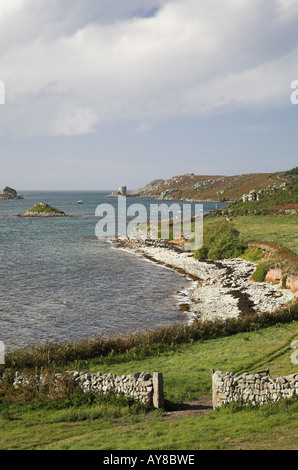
[0,191,225,350]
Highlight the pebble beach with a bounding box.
[113,235,294,322]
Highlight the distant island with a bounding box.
[0,186,24,199]
[129,170,295,202]
[18,202,73,217]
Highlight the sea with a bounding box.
[0,191,226,350]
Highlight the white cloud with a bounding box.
[51,103,99,136]
[0,0,298,136]
[0,0,25,16]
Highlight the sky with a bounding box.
[0,0,298,191]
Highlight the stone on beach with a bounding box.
[113,236,293,321]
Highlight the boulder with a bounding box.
[1,186,18,199]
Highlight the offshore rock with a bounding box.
[0,186,23,199]
[18,202,73,217]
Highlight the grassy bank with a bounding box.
[232,215,298,255]
[203,214,298,255]
[0,321,297,450]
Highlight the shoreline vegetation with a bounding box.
[2,301,298,371]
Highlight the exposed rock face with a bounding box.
[2,186,17,198]
[265,268,298,298]
[286,275,298,299]
[0,186,23,199]
[265,268,282,283]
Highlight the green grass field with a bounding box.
[203,214,298,255]
[232,215,298,255]
[1,321,297,450]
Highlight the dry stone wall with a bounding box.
[73,371,154,405]
[212,370,298,408]
[11,370,164,408]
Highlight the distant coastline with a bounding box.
[128,171,292,202]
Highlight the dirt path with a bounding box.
[163,395,213,421]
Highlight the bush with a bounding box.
[241,247,263,262]
[282,275,288,289]
[251,261,273,282]
[194,220,247,260]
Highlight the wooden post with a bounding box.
[153,372,164,409]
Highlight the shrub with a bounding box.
[194,219,247,260]
[241,247,263,262]
[282,275,288,289]
[251,261,274,282]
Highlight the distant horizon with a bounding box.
[0,0,298,191]
[16,189,119,193]
[1,1,298,190]
[2,166,295,193]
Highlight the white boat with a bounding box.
[77,200,83,204]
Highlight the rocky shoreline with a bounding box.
[112,235,293,322]
[0,186,24,199]
[18,211,74,218]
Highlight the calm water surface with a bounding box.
[0,191,225,350]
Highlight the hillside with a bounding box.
[281,167,298,185]
[217,181,298,216]
[130,171,293,202]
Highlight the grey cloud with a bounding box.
[1,0,298,137]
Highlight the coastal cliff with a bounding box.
[129,171,293,202]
